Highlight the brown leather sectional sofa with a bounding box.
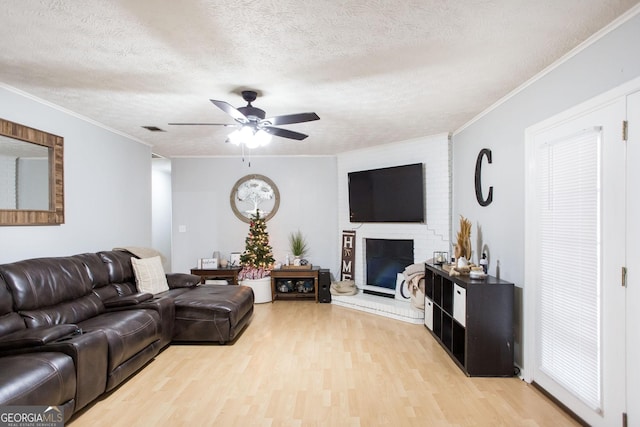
[0,250,254,422]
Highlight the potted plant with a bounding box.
[238,212,275,303]
[288,230,308,266]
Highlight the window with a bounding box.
[534,128,602,412]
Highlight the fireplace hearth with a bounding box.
[331,291,424,324]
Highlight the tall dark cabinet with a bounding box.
[424,263,514,377]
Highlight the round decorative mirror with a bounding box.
[230,174,280,223]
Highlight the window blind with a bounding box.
[535,128,602,412]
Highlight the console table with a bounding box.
[190,267,242,285]
[424,263,514,377]
[270,267,320,302]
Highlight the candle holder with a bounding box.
[433,251,448,265]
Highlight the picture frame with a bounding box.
[200,258,218,269]
[230,252,241,266]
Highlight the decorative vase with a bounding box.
[457,256,469,269]
[240,277,272,303]
[293,256,301,266]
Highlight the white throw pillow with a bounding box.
[131,256,169,294]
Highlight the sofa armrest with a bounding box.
[139,296,175,348]
[0,327,108,411]
[166,273,200,288]
[103,292,153,308]
[44,330,109,411]
[0,324,80,351]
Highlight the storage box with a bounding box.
[453,284,466,327]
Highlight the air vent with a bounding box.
[142,126,165,132]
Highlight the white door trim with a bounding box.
[523,75,640,383]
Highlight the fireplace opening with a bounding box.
[365,238,414,298]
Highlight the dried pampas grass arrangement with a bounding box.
[454,215,472,261]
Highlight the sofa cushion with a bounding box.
[0,279,24,337]
[19,293,104,329]
[131,256,169,295]
[0,312,24,338]
[75,252,111,288]
[0,256,94,311]
[78,309,161,371]
[98,250,137,285]
[93,251,140,301]
[0,352,76,408]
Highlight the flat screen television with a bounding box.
[348,163,425,223]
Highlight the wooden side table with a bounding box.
[190,267,242,285]
[270,267,320,302]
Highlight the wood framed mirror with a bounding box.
[0,118,64,225]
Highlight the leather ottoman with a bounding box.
[171,285,254,344]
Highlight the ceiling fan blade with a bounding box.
[210,99,248,123]
[265,112,320,126]
[168,122,235,126]
[263,126,309,141]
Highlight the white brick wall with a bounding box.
[337,133,451,287]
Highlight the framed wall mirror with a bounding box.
[0,118,64,225]
[230,174,279,223]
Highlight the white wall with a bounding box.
[0,85,152,263]
[170,156,339,276]
[337,133,451,289]
[451,10,640,367]
[152,158,173,271]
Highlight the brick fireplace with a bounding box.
[334,133,452,323]
[332,237,423,323]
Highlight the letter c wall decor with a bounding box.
[474,148,493,206]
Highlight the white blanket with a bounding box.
[113,246,170,272]
[113,246,163,259]
[403,263,425,309]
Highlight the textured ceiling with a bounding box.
[0,1,637,158]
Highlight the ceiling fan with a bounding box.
[168,90,320,142]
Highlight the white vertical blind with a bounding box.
[535,128,602,412]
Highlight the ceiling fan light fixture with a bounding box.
[231,126,254,145]
[252,129,272,148]
[227,126,271,149]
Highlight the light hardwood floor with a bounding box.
[69,302,578,426]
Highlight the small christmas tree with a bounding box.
[238,211,275,280]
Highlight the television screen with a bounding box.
[348,163,425,223]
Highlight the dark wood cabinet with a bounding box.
[424,263,514,377]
